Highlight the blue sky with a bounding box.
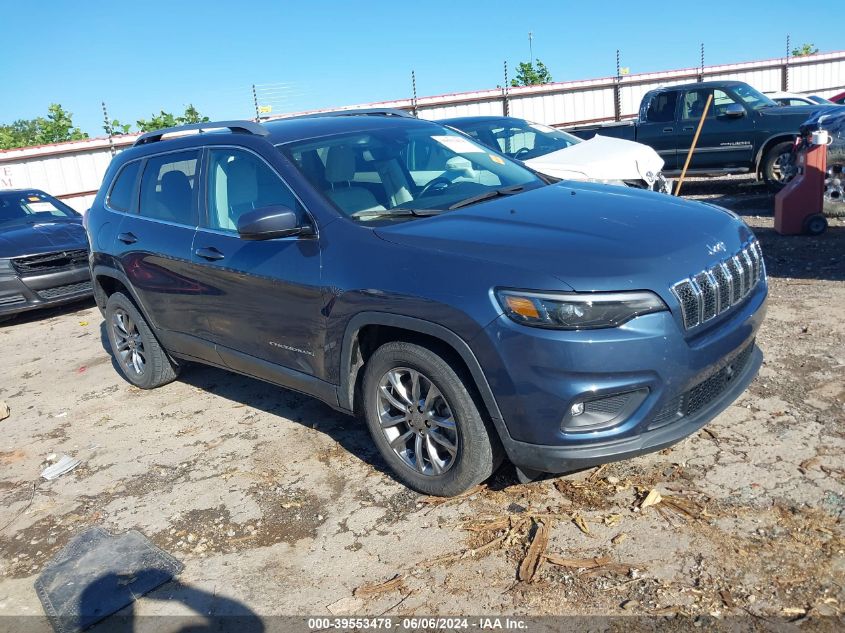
[1,1,841,136]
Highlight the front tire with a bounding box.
[362,342,498,496]
[762,141,795,191]
[105,292,178,389]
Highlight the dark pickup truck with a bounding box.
[568,80,842,188]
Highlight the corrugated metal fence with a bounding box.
[2,50,844,211]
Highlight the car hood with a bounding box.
[375,183,754,295]
[0,219,88,259]
[758,103,843,122]
[524,134,665,183]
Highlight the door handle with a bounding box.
[682,126,695,132]
[117,232,137,244]
[195,246,225,261]
[662,127,674,133]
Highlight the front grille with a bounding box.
[648,341,755,430]
[37,281,92,300]
[11,249,88,275]
[671,241,765,330]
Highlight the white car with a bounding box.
[441,115,670,193]
[764,91,833,107]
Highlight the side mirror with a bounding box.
[723,103,746,119]
[236,205,310,240]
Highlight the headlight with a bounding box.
[496,289,668,330]
[0,258,12,274]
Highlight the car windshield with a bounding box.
[808,95,833,105]
[732,84,778,110]
[451,118,581,161]
[0,191,79,228]
[280,124,543,221]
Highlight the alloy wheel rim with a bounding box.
[376,367,459,476]
[772,152,794,183]
[112,308,146,376]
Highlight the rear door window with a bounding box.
[138,151,199,225]
[107,160,141,212]
[645,92,679,123]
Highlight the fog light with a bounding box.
[561,388,649,432]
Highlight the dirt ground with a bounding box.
[0,176,843,630]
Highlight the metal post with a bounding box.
[783,35,791,91]
[614,50,622,122]
[698,43,705,82]
[411,70,418,118]
[252,84,260,122]
[528,32,534,67]
[502,60,510,117]
[102,101,115,157]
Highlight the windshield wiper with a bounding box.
[447,185,527,210]
[352,208,446,220]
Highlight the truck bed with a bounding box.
[566,120,637,141]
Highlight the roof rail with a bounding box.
[285,107,414,120]
[134,120,269,146]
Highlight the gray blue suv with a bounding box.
[86,113,767,496]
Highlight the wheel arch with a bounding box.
[338,313,504,427]
[92,266,150,322]
[755,134,796,175]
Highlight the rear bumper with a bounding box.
[498,345,761,473]
[0,266,92,317]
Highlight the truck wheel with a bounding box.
[763,141,795,190]
[362,341,499,496]
[105,292,179,389]
[803,214,828,236]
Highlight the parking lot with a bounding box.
[0,177,843,626]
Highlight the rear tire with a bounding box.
[762,141,795,191]
[362,341,498,496]
[104,292,178,389]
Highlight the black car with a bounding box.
[0,189,92,321]
[568,80,842,188]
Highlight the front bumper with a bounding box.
[500,344,761,473]
[0,265,92,317]
[472,283,766,473]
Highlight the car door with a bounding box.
[676,88,756,170]
[112,150,207,344]
[635,90,680,170]
[188,146,324,376]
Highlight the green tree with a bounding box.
[510,60,553,87]
[104,119,133,135]
[792,43,819,57]
[0,104,88,149]
[136,104,210,132]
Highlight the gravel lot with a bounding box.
[0,177,843,630]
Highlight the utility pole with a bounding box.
[252,84,260,122]
[528,32,534,66]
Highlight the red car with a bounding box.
[830,91,845,105]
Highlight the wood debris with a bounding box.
[353,574,405,597]
[544,554,645,578]
[517,522,549,582]
[572,513,591,535]
[639,488,663,510]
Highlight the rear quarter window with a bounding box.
[107,160,141,212]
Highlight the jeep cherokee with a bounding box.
[87,115,767,496]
